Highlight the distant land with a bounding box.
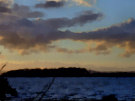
[1,67,135,77]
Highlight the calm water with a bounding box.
[8,77,135,100]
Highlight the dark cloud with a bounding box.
[0,10,102,54]
[0,6,11,13]
[39,10,102,28]
[35,1,65,8]
[0,4,135,57]
[0,3,44,24]
[69,19,135,57]
[35,0,96,8]
[0,1,11,13]
[49,19,135,57]
[12,4,44,18]
[70,10,103,26]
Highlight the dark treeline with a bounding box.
[1,67,90,77]
[1,67,135,77]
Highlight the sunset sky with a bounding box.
[0,0,135,71]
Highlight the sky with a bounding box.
[0,0,135,72]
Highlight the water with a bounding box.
[8,77,135,100]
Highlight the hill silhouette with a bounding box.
[1,67,90,77]
[1,67,135,77]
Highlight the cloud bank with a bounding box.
[0,5,102,54]
[0,1,135,57]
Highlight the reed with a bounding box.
[0,64,6,75]
[33,77,55,101]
